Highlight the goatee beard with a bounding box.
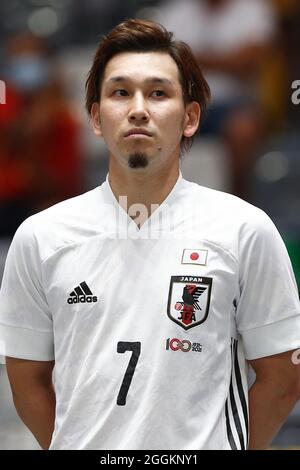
[128,152,149,169]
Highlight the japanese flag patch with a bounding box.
[181,249,208,266]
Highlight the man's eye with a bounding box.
[114,89,128,96]
[152,90,165,97]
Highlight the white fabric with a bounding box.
[0,173,299,450]
[155,0,277,102]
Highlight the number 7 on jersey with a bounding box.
[117,341,141,406]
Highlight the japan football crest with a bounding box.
[167,276,212,330]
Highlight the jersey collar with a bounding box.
[101,170,185,236]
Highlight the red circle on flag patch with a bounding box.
[190,252,199,261]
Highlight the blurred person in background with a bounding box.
[155,0,278,199]
[0,33,82,237]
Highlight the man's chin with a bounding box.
[128,152,149,169]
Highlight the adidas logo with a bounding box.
[67,281,98,304]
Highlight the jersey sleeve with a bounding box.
[0,218,54,363]
[236,209,300,360]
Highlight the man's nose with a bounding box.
[128,93,149,123]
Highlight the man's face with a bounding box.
[91,51,199,170]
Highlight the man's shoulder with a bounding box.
[184,179,274,234]
[27,186,102,225]
[185,179,263,214]
[183,180,284,265]
[13,185,105,261]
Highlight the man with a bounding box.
[0,19,299,450]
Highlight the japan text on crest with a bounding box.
[167,276,212,330]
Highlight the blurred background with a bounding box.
[0,0,299,449]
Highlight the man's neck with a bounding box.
[107,161,180,227]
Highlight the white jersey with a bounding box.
[0,173,300,450]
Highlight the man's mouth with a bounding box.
[124,128,153,138]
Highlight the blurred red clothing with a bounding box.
[0,84,81,207]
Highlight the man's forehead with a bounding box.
[103,51,180,85]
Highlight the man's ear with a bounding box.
[91,102,102,137]
[183,101,201,138]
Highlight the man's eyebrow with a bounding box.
[106,76,175,86]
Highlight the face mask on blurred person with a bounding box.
[6,55,50,92]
